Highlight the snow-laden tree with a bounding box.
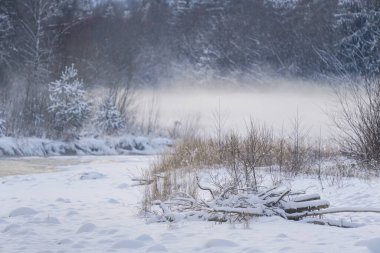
[95,94,125,135]
[48,64,90,138]
[335,1,380,77]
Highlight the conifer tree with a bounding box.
[48,64,90,138]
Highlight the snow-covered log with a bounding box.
[282,200,330,214]
[292,194,321,202]
[148,184,380,228]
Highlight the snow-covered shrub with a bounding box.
[0,117,5,137]
[48,64,90,138]
[142,119,325,208]
[95,94,125,135]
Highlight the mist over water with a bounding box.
[136,80,337,139]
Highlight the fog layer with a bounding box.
[137,82,336,139]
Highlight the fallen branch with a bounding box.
[212,206,264,216]
[302,218,363,228]
[149,184,380,228]
[293,194,321,202]
[196,176,215,200]
[287,207,380,220]
[151,200,175,222]
[258,186,278,198]
[273,189,291,205]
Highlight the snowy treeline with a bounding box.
[0,0,379,137]
[0,0,378,85]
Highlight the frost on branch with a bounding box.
[48,64,90,138]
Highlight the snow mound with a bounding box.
[356,238,380,253]
[112,239,146,249]
[136,234,154,242]
[77,223,97,233]
[79,172,105,180]
[117,183,129,189]
[66,210,79,216]
[107,198,120,204]
[56,198,71,203]
[44,217,60,224]
[2,224,21,233]
[57,239,73,245]
[146,244,168,252]
[204,239,239,248]
[72,241,86,248]
[9,207,38,217]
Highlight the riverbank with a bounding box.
[0,136,172,157]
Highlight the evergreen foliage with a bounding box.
[96,94,125,135]
[48,64,90,138]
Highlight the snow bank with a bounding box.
[0,135,172,157]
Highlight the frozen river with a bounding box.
[0,156,155,177]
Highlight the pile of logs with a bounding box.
[149,185,380,228]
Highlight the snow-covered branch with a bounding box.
[148,184,380,228]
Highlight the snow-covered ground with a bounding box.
[1,156,380,253]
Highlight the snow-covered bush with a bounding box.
[48,64,90,138]
[0,117,5,137]
[95,94,125,135]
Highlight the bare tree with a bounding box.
[5,0,67,136]
[0,2,13,93]
[333,79,380,166]
[0,10,12,66]
[287,110,310,175]
[109,81,137,131]
[212,100,228,149]
[16,0,63,86]
[239,120,273,191]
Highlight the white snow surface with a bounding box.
[1,156,380,253]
